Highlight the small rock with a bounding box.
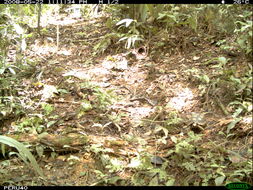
[151,156,164,165]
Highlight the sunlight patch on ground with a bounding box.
[88,67,110,76]
[41,5,83,27]
[63,69,90,80]
[127,106,155,123]
[48,18,81,26]
[31,41,57,55]
[168,86,194,111]
[57,49,72,55]
[31,40,72,56]
[102,56,128,71]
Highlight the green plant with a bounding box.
[77,99,93,118]
[129,151,177,186]
[15,115,45,134]
[229,65,252,101]
[165,111,183,129]
[105,157,125,173]
[41,103,54,116]
[91,170,121,186]
[117,18,143,49]
[107,112,126,125]
[187,56,251,118]
[157,7,181,28]
[0,135,44,177]
[228,100,252,118]
[147,5,165,21]
[165,132,253,185]
[93,32,120,55]
[0,77,25,124]
[93,87,116,110]
[185,68,210,87]
[76,81,117,116]
[116,5,149,22]
[0,63,20,75]
[232,7,252,55]
[210,57,252,117]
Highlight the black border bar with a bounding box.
[1,0,252,4]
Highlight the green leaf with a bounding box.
[108,176,120,184]
[0,135,44,177]
[237,39,245,48]
[182,162,196,171]
[80,100,92,111]
[226,118,242,134]
[215,176,225,186]
[119,36,128,42]
[202,75,210,83]
[41,103,54,115]
[1,143,6,157]
[217,57,227,65]
[187,14,197,32]
[170,136,177,143]
[58,89,68,94]
[36,145,44,158]
[47,120,57,128]
[0,67,6,74]
[157,13,167,20]
[127,37,132,49]
[230,76,241,84]
[165,178,175,186]
[116,19,134,28]
[149,176,159,186]
[8,67,16,75]
[232,107,243,118]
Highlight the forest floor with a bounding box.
[1,11,252,186]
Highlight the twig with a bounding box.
[56,24,59,52]
[215,96,229,116]
[130,97,156,106]
[37,4,41,35]
[48,100,81,104]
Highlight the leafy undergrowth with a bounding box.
[0,7,252,186]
